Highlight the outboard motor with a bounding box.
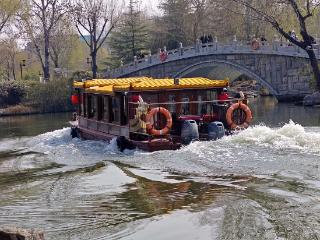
[181,120,199,145]
[208,121,225,140]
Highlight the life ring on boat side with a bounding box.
[146,107,172,136]
[159,51,168,62]
[251,39,260,50]
[226,102,253,130]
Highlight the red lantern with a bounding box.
[71,94,79,105]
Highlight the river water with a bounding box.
[0,97,320,240]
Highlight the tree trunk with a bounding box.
[53,55,59,68]
[6,61,10,80]
[12,61,16,81]
[51,49,59,68]
[306,49,320,91]
[44,35,50,82]
[92,51,98,79]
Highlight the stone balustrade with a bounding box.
[109,40,320,78]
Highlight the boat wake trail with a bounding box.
[0,128,121,168]
[118,121,320,178]
[1,121,319,177]
[226,120,320,154]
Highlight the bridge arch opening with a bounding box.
[173,60,279,96]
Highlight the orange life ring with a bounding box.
[146,107,172,136]
[159,51,168,62]
[226,102,253,129]
[251,39,260,50]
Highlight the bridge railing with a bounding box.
[109,39,320,78]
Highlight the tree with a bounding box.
[159,0,191,49]
[0,0,20,34]
[50,16,78,69]
[18,0,70,82]
[74,0,121,78]
[190,0,207,41]
[228,0,320,91]
[108,0,149,64]
[0,39,18,81]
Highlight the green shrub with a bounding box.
[0,81,26,107]
[24,78,75,113]
[71,71,92,81]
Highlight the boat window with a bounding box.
[103,96,110,122]
[86,94,91,118]
[81,93,86,117]
[88,95,96,119]
[168,95,176,113]
[206,90,217,114]
[206,90,217,101]
[97,96,103,120]
[197,95,207,115]
[181,97,189,115]
[121,95,128,125]
[112,96,120,123]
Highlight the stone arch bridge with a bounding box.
[109,41,320,101]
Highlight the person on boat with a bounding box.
[234,91,245,99]
[218,88,229,103]
[72,112,78,121]
[131,95,140,103]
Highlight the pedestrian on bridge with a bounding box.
[260,36,267,46]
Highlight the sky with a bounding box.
[142,0,160,9]
[133,0,161,15]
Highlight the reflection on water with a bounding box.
[250,97,320,127]
[0,112,72,138]
[0,148,247,239]
[115,162,243,216]
[0,98,320,239]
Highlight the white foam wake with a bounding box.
[125,121,320,177]
[2,121,320,175]
[0,128,123,166]
[225,120,320,154]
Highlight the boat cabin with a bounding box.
[72,77,252,151]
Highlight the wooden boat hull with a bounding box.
[74,126,181,152]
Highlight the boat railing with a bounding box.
[127,98,244,137]
[128,98,243,106]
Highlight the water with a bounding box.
[0,98,320,240]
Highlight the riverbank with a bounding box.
[0,104,39,117]
[0,104,74,117]
[0,79,75,117]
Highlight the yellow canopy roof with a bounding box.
[74,77,229,94]
[85,85,114,94]
[74,77,152,89]
[131,78,228,91]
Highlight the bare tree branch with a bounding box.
[73,0,122,78]
[227,0,320,90]
[18,0,70,81]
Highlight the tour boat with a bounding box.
[70,77,253,152]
